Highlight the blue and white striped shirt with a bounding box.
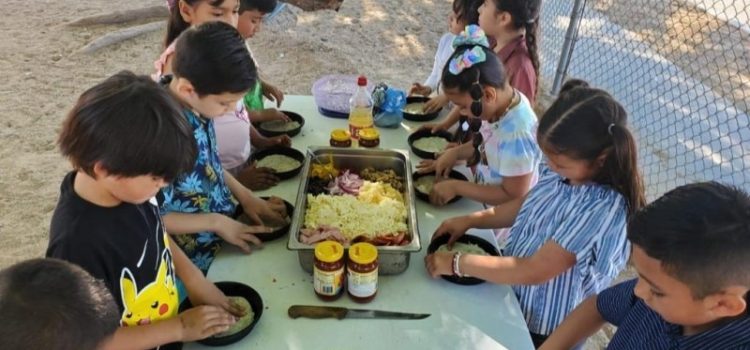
[504,166,630,335]
[599,279,750,349]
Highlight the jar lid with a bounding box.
[357,75,367,86]
[330,129,351,142]
[359,128,379,141]
[315,241,344,263]
[348,242,378,265]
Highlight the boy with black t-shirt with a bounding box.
[47,71,244,349]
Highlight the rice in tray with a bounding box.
[304,181,407,240]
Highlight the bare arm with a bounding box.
[539,296,605,350]
[162,212,222,236]
[437,105,462,130]
[460,241,576,285]
[102,321,182,350]
[465,195,526,229]
[452,173,533,205]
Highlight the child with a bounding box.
[424,79,646,347]
[0,258,119,350]
[157,0,290,191]
[409,0,481,114]
[541,182,750,350]
[216,0,293,191]
[424,0,541,133]
[417,26,541,216]
[47,71,244,349]
[160,22,285,277]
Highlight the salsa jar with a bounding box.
[314,241,345,301]
[347,242,378,303]
[358,128,380,148]
[330,129,352,147]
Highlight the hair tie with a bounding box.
[166,0,178,11]
[608,123,616,135]
[452,24,490,49]
[448,46,487,75]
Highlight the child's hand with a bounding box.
[262,83,285,108]
[416,159,437,174]
[424,94,448,113]
[430,180,458,206]
[409,83,432,96]
[177,305,236,342]
[253,108,290,123]
[236,163,279,191]
[240,195,285,229]
[424,252,454,278]
[188,280,246,318]
[253,134,291,150]
[433,148,460,178]
[214,215,268,253]
[432,216,470,248]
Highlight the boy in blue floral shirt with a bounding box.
[541,182,750,349]
[160,22,285,276]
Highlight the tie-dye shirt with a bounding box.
[160,108,237,273]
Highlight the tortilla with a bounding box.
[414,175,435,194]
[256,154,301,173]
[403,102,427,115]
[436,242,488,256]
[214,296,254,338]
[412,137,448,153]
[260,120,301,132]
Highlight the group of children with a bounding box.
[0,0,748,349]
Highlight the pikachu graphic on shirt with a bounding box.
[119,250,179,327]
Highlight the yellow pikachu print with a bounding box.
[119,251,179,327]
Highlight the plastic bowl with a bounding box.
[407,129,453,159]
[427,235,500,285]
[180,282,263,346]
[255,111,305,138]
[250,147,305,180]
[402,96,441,122]
[311,74,373,114]
[412,170,468,205]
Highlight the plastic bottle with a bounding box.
[348,76,374,140]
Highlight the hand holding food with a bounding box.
[423,94,448,113]
[432,216,470,249]
[429,180,458,206]
[177,305,237,342]
[214,216,267,253]
[408,83,432,96]
[424,251,453,278]
[237,164,279,191]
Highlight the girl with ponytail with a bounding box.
[425,79,644,347]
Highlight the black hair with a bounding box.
[172,21,257,96]
[491,0,541,84]
[164,0,229,47]
[0,258,120,350]
[628,182,750,299]
[538,79,646,216]
[58,70,197,182]
[441,44,507,117]
[240,0,277,14]
[453,0,482,26]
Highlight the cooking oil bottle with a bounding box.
[348,75,374,140]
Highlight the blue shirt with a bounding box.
[504,165,630,335]
[599,279,750,349]
[160,109,236,273]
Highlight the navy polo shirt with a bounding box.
[598,279,750,349]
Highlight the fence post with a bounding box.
[551,0,587,95]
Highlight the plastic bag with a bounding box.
[373,85,406,128]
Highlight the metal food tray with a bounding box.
[287,147,421,275]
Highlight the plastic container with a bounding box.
[329,129,352,147]
[358,128,380,148]
[348,76,374,140]
[347,243,378,303]
[312,74,374,114]
[313,241,345,301]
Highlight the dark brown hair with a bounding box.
[0,258,119,350]
[58,71,197,181]
[538,79,646,216]
[491,0,541,83]
[164,0,228,47]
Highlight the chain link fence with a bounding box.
[539,0,750,200]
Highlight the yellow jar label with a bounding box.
[347,267,378,298]
[314,266,344,296]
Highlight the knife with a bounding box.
[288,305,430,320]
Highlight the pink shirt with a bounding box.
[497,35,537,105]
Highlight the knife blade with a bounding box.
[288,305,430,320]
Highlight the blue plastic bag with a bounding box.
[373,86,406,128]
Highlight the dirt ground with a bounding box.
[1,0,698,348]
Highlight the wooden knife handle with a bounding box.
[288,305,347,319]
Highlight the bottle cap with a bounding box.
[357,76,367,86]
[330,129,351,142]
[359,128,379,141]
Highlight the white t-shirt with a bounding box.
[423,33,456,93]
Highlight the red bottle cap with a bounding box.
[357,76,367,86]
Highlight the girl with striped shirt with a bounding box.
[425,79,646,347]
